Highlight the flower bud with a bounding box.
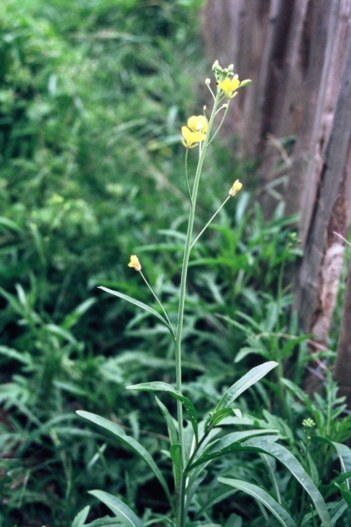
[128,255,141,272]
[229,179,243,197]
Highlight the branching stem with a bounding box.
[175,89,221,527]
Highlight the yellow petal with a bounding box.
[219,75,241,98]
[181,126,206,148]
[187,115,208,134]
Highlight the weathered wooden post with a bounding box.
[202,0,351,397]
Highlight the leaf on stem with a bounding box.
[206,407,234,429]
[218,478,297,527]
[77,411,172,506]
[155,396,178,446]
[89,490,144,527]
[71,506,90,527]
[332,441,351,490]
[127,381,198,444]
[188,431,277,470]
[242,437,332,527]
[170,443,182,490]
[317,438,351,491]
[98,286,174,337]
[216,361,278,410]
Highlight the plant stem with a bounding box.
[190,195,231,249]
[174,91,221,527]
[184,149,192,202]
[140,270,175,337]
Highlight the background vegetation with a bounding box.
[1,1,350,526]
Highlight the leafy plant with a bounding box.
[76,62,342,527]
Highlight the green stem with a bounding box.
[190,195,231,250]
[140,270,175,338]
[174,91,221,527]
[184,149,192,202]
[208,103,229,145]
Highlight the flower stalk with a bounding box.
[127,62,250,527]
[174,89,222,527]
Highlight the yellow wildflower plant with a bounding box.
[181,115,208,148]
[229,179,243,197]
[128,254,141,272]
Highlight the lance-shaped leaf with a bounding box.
[317,436,351,492]
[188,431,277,470]
[332,441,351,491]
[243,437,332,527]
[99,286,174,337]
[77,411,172,505]
[216,361,278,410]
[155,396,178,446]
[71,506,90,527]
[218,478,297,527]
[127,381,198,444]
[330,501,348,524]
[206,407,234,429]
[170,444,182,490]
[89,490,144,527]
[85,518,121,527]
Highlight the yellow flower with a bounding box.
[181,115,208,148]
[229,179,243,197]
[187,115,208,134]
[181,126,206,148]
[219,75,241,98]
[128,254,141,272]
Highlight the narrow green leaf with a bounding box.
[330,501,348,523]
[334,482,351,508]
[218,478,296,527]
[332,441,351,491]
[71,505,90,527]
[224,513,242,527]
[98,286,174,336]
[188,431,277,470]
[313,437,351,492]
[170,443,182,490]
[243,438,332,527]
[127,381,198,444]
[216,361,278,410]
[89,490,144,527]
[62,298,96,330]
[155,396,178,446]
[207,407,234,428]
[77,411,171,505]
[0,217,22,233]
[86,518,122,527]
